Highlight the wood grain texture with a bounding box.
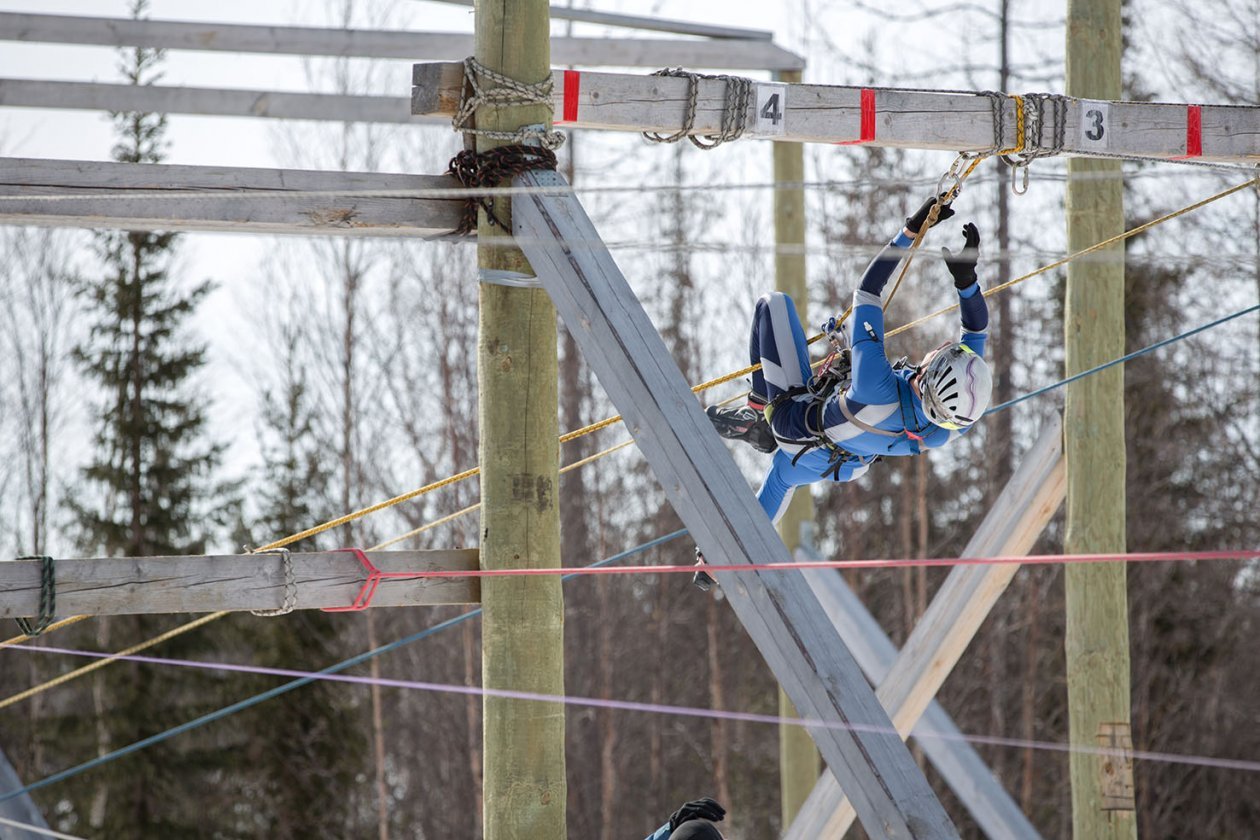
[0,157,466,238]
[0,550,480,616]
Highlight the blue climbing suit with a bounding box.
[749,227,989,524]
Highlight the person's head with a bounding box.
[916,342,992,430]
[671,820,725,840]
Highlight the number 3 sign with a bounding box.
[1078,100,1110,150]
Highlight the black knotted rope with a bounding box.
[447,144,558,236]
[15,555,56,637]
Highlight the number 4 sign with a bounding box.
[1078,100,1110,150]
[753,83,787,136]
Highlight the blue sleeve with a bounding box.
[858,231,914,297]
[646,823,671,840]
[957,282,989,357]
[847,230,911,405]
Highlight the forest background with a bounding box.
[0,0,1258,837]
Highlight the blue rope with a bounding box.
[7,302,1259,803]
[0,529,689,804]
[987,304,1259,415]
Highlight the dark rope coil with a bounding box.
[446,144,558,236]
[15,555,56,637]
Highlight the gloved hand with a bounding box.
[669,797,726,830]
[904,194,956,235]
[819,315,849,350]
[942,222,981,289]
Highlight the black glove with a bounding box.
[904,194,956,235]
[942,222,980,289]
[669,798,726,830]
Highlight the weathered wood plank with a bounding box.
[0,78,432,125]
[414,63,1260,162]
[0,12,803,70]
[0,549,480,616]
[429,0,776,41]
[800,556,1042,840]
[513,168,958,839]
[0,157,466,238]
[786,415,1066,839]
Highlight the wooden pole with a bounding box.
[474,2,566,838]
[1064,0,1138,836]
[771,68,819,828]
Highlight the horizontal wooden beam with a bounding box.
[0,157,467,238]
[414,62,1260,163]
[512,168,958,838]
[0,77,432,125]
[0,12,803,71]
[786,414,1066,839]
[425,0,776,41]
[0,549,480,617]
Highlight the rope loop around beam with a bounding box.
[643,68,753,149]
[451,56,566,151]
[249,548,296,617]
[14,555,56,637]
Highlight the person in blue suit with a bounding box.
[700,196,992,587]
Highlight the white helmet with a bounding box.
[919,343,992,430]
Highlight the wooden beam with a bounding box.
[426,0,776,41]
[513,168,958,839]
[0,157,466,238]
[798,559,1042,840]
[0,549,480,616]
[0,749,50,838]
[0,12,803,71]
[785,414,1066,838]
[414,63,1260,163]
[0,78,432,125]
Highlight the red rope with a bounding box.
[332,548,1260,583]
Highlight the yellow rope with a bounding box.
[5,174,1251,710]
[0,612,225,711]
[997,94,1026,156]
[1,615,91,649]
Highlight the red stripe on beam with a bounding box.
[836,88,876,145]
[557,69,580,124]
[1173,104,1203,160]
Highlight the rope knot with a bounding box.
[451,56,566,151]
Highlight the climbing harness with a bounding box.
[642,68,754,149]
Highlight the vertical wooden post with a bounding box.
[474,2,566,838]
[772,68,820,829]
[1064,1,1137,837]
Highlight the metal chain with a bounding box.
[447,145,559,235]
[15,555,56,637]
[643,68,753,149]
[250,548,297,617]
[451,56,565,151]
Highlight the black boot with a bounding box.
[692,547,716,592]
[705,404,777,454]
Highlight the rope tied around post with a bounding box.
[643,68,753,149]
[249,548,296,617]
[446,144,558,235]
[450,56,565,151]
[15,555,56,637]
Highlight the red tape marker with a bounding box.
[1173,104,1202,160]
[557,69,580,125]
[837,88,876,146]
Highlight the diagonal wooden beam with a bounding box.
[0,11,803,71]
[512,167,959,839]
[0,157,466,237]
[785,414,1066,839]
[414,63,1260,163]
[0,549,480,617]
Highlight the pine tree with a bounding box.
[65,5,241,835]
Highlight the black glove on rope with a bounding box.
[904,194,956,235]
[942,222,981,289]
[669,798,726,831]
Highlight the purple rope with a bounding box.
[9,642,1259,775]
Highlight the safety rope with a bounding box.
[450,56,565,151]
[14,555,56,637]
[642,68,753,149]
[3,174,1252,705]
